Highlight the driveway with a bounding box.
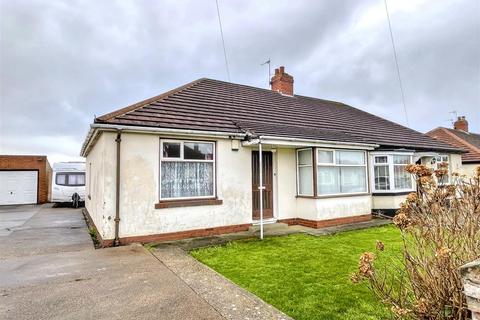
[0,204,224,320]
[0,205,290,320]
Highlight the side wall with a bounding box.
[85,132,117,240]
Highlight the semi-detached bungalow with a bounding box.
[80,66,463,247]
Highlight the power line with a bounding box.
[215,0,231,82]
[384,0,409,127]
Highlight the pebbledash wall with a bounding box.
[85,131,461,244]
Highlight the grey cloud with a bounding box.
[0,0,479,162]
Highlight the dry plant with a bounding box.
[352,165,480,319]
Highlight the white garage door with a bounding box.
[0,171,38,205]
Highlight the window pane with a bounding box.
[393,155,410,164]
[77,173,85,185]
[56,174,66,185]
[163,142,181,158]
[184,142,213,160]
[317,166,340,195]
[161,162,213,198]
[298,166,313,195]
[336,151,364,165]
[67,173,85,186]
[394,165,411,189]
[317,150,333,163]
[441,155,449,162]
[340,166,366,193]
[438,175,449,185]
[298,149,312,166]
[374,165,390,190]
[375,156,388,164]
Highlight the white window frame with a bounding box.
[371,152,415,193]
[296,148,314,196]
[315,149,368,197]
[159,139,216,201]
[431,154,450,185]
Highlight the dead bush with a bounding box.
[352,165,480,319]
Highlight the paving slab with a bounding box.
[152,244,292,320]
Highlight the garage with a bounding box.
[0,171,39,205]
[0,155,51,205]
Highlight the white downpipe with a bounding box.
[258,140,264,240]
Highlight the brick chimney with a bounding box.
[270,66,294,96]
[454,116,468,132]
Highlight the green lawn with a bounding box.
[191,225,402,320]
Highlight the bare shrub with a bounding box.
[352,165,480,319]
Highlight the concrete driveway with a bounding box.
[0,204,223,320]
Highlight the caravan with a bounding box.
[51,162,85,206]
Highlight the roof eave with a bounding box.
[80,123,247,157]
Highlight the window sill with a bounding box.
[372,191,414,196]
[296,192,370,199]
[155,198,223,209]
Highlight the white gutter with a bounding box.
[80,123,246,157]
[243,136,378,150]
[90,123,245,138]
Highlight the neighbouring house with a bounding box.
[80,66,463,246]
[427,116,480,177]
[0,155,52,205]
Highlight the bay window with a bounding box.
[372,154,414,192]
[160,140,215,200]
[297,148,367,197]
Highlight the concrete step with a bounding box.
[249,222,289,233]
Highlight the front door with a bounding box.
[252,151,273,220]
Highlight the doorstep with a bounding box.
[252,218,277,225]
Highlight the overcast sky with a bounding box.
[1,0,479,163]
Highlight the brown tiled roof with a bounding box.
[427,127,480,163]
[95,78,461,152]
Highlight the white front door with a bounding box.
[0,171,38,205]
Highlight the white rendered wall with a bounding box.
[460,163,479,177]
[296,195,372,221]
[116,133,252,238]
[85,132,117,240]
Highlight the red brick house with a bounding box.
[0,155,52,205]
[427,116,480,177]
